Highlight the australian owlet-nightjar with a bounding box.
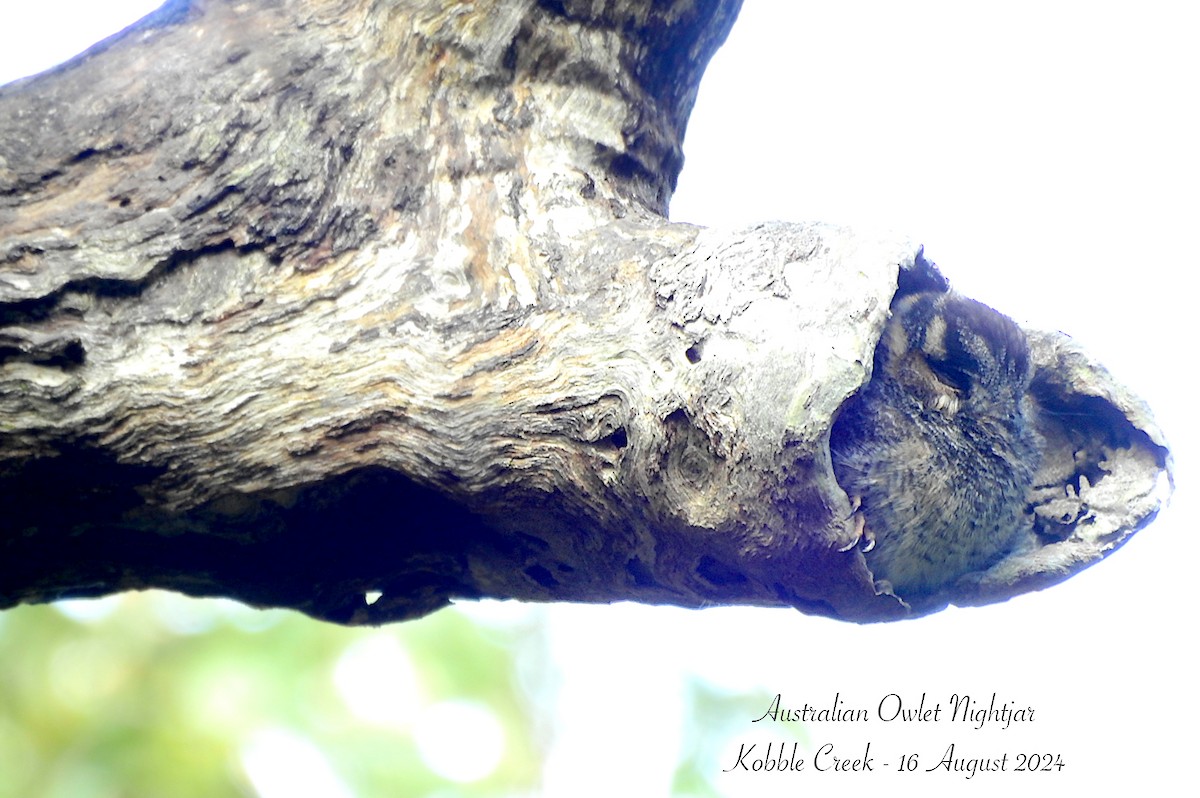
[830,290,1041,596]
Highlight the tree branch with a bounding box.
[0,0,1171,624]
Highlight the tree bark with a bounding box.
[0,0,1171,624]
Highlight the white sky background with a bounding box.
[1,2,1195,796]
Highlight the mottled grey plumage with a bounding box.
[831,291,1040,595]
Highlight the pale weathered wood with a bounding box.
[0,0,1171,624]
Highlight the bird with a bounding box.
[830,290,1041,596]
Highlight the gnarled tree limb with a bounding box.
[0,0,1171,624]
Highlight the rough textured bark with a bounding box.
[0,0,1171,624]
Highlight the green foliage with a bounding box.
[0,593,541,797]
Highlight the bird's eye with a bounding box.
[928,358,972,393]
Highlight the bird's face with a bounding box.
[831,289,1041,596]
[880,292,1032,426]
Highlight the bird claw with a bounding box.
[838,497,875,553]
[860,517,876,553]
